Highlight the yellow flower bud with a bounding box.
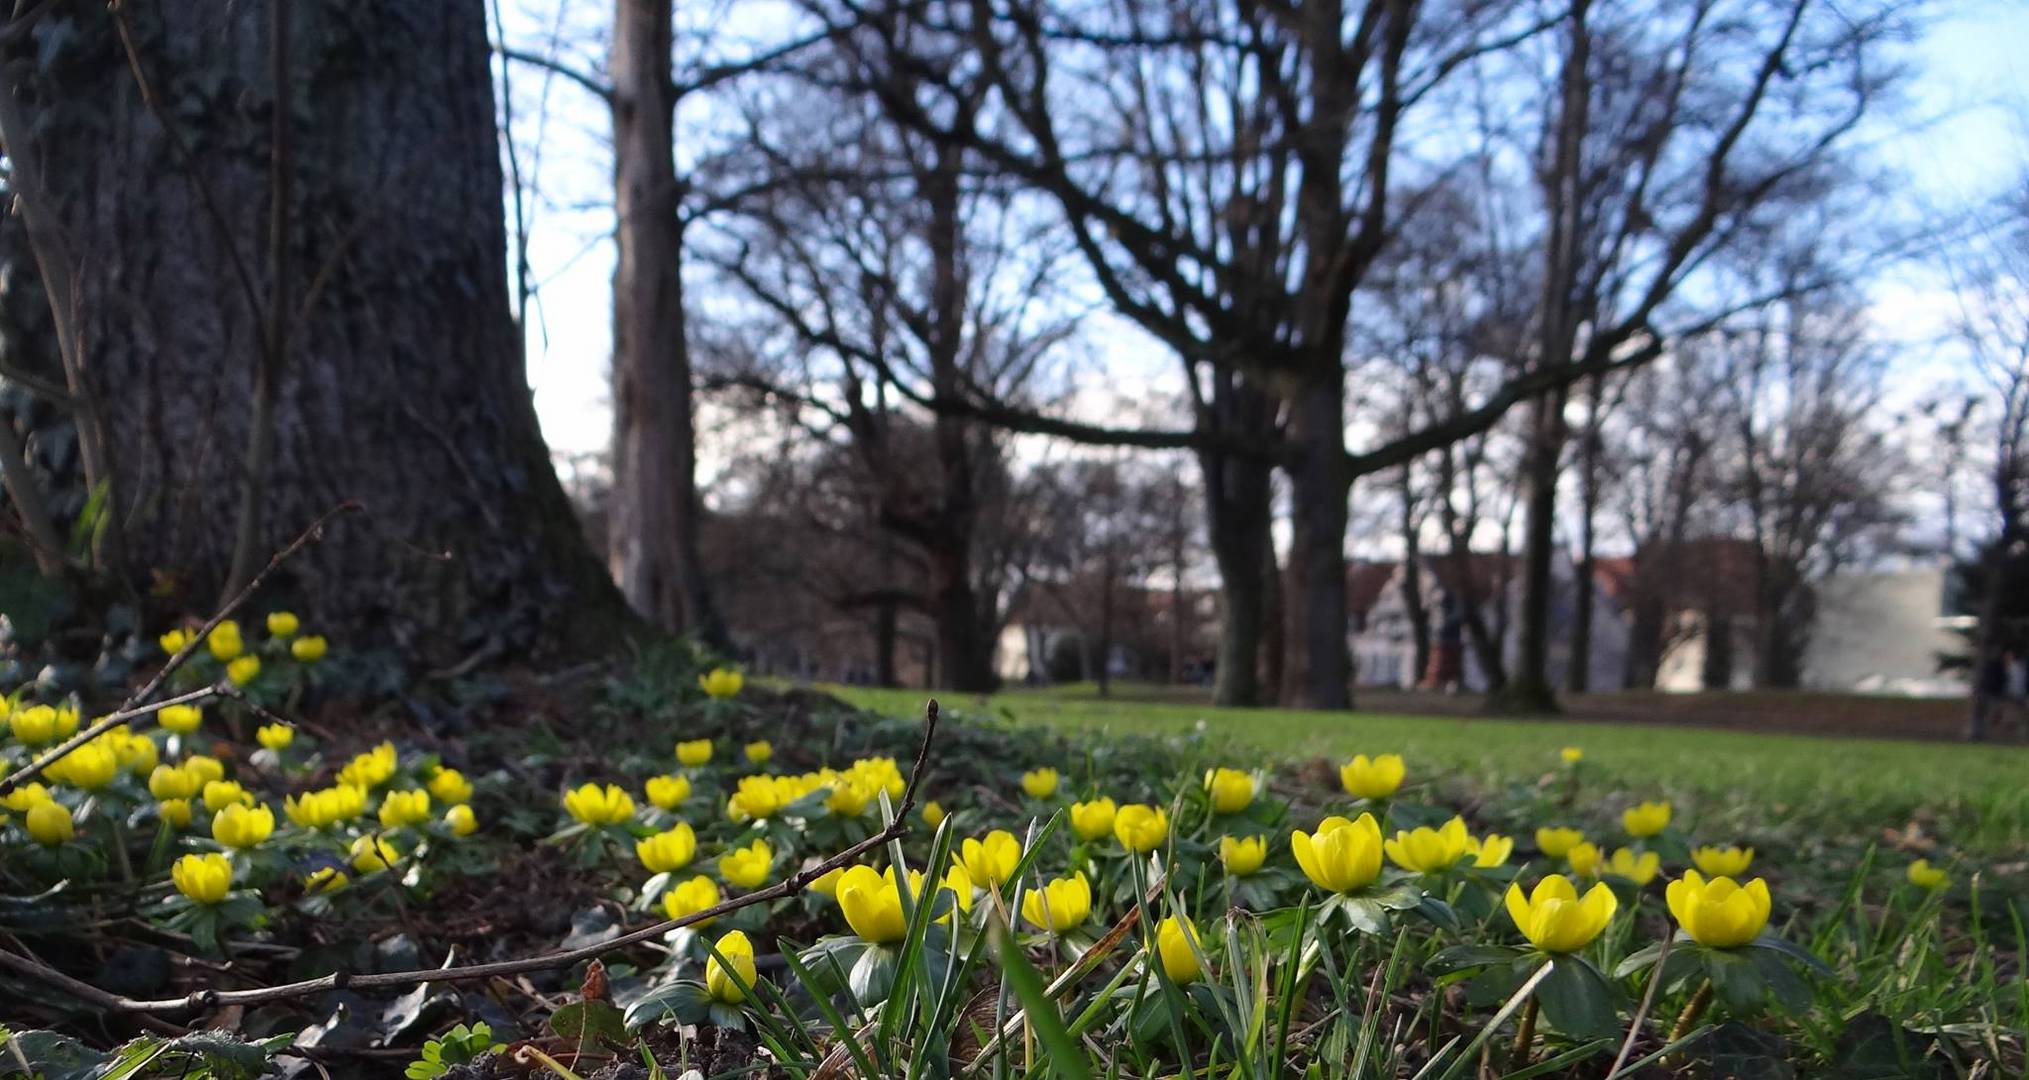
[1469,833,1514,868]
[350,834,403,874]
[1906,858,1949,890]
[8,705,58,745]
[1020,767,1059,799]
[172,852,233,904]
[158,705,204,736]
[160,628,192,655]
[211,802,275,849]
[379,789,432,828]
[1535,826,1585,858]
[718,838,773,890]
[835,864,912,943]
[1021,871,1093,932]
[1154,915,1202,983]
[1219,835,1268,876]
[675,739,713,767]
[226,656,262,687]
[1338,754,1404,799]
[698,668,744,700]
[1068,797,1116,841]
[663,874,722,927]
[705,930,758,1004]
[921,800,946,828]
[202,780,251,812]
[256,724,294,751]
[1113,804,1168,854]
[1203,767,1255,814]
[26,800,74,845]
[427,768,472,805]
[953,830,1022,889]
[1691,845,1754,878]
[184,755,226,784]
[0,782,50,813]
[636,823,698,873]
[645,773,691,810]
[1666,871,1773,948]
[562,782,635,826]
[1292,813,1384,894]
[290,635,328,662]
[305,867,349,894]
[445,804,478,837]
[1622,800,1672,838]
[159,798,192,828]
[207,621,243,661]
[266,611,300,638]
[1385,816,1473,874]
[744,740,772,764]
[1506,876,1616,953]
[1605,847,1660,885]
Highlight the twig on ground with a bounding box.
[0,699,942,1015]
[0,502,357,797]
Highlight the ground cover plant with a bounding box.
[1,629,2022,1079]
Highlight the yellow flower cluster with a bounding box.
[337,743,398,789]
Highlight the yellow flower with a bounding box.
[225,655,260,686]
[25,800,73,845]
[112,730,159,775]
[1069,797,1116,841]
[1906,859,1949,890]
[290,635,328,662]
[1385,816,1474,874]
[663,874,723,926]
[305,867,349,894]
[922,800,947,827]
[825,777,874,818]
[675,739,714,767]
[1469,833,1514,868]
[563,782,636,826]
[445,804,478,837]
[1605,847,1660,885]
[726,775,786,821]
[1565,842,1601,878]
[836,864,910,942]
[1622,800,1672,838]
[159,798,193,828]
[201,780,249,812]
[1692,845,1755,878]
[207,621,243,661]
[1666,871,1773,948]
[160,628,192,655]
[1505,876,1617,953]
[285,785,365,828]
[706,930,758,1004]
[744,740,773,764]
[1203,768,1255,814]
[184,755,225,784]
[810,866,847,898]
[1292,813,1384,894]
[1021,767,1059,799]
[1114,804,1169,853]
[1021,871,1093,932]
[256,724,294,751]
[49,742,117,789]
[954,830,1022,889]
[637,823,699,873]
[719,838,773,889]
[350,834,403,874]
[1219,835,1268,876]
[1,782,50,812]
[1155,915,1202,983]
[1560,746,1584,764]
[9,704,59,745]
[172,852,233,904]
[699,667,744,699]
[338,742,398,789]
[1535,826,1585,858]
[644,774,690,810]
[378,789,432,828]
[937,865,977,922]
[211,802,275,849]
[266,611,300,638]
[1338,754,1405,799]
[427,768,473,805]
[852,756,906,800]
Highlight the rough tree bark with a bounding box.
[1197,370,1277,707]
[609,0,727,646]
[0,1,625,662]
[1284,371,1353,709]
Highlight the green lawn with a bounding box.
[823,682,2029,854]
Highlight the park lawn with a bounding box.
[822,682,2029,855]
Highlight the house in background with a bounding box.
[1801,565,1967,697]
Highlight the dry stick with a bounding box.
[1607,935,1673,1077]
[0,501,359,797]
[3,699,942,1015]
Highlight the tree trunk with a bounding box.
[1397,467,1432,687]
[872,599,898,686]
[609,0,725,647]
[1261,533,1285,705]
[1566,383,1602,694]
[1169,480,1187,684]
[1284,371,1352,709]
[1097,552,1115,697]
[1501,388,1566,712]
[0,0,625,662]
[1198,371,1276,707]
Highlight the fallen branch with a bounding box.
[2,699,942,1015]
[0,501,358,797]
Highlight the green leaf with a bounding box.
[1340,897,1391,934]
[848,943,897,1006]
[1705,948,1770,1012]
[993,923,1097,1080]
[549,999,628,1046]
[1747,932,1834,977]
[1536,955,1619,1041]
[1428,944,1525,975]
